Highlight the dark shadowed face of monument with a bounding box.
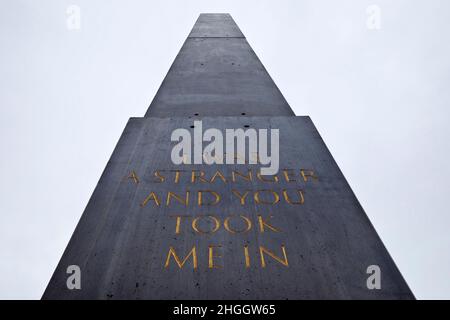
[42,13,414,300]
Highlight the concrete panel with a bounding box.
[145,14,294,117]
[43,117,414,299]
[145,38,294,117]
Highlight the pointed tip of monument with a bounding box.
[189,13,244,38]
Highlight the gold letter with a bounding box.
[141,192,160,207]
[282,189,305,205]
[257,215,281,233]
[191,170,209,183]
[210,170,227,183]
[232,190,249,205]
[153,170,165,183]
[244,245,250,268]
[224,215,252,233]
[166,191,189,206]
[198,190,220,206]
[257,172,279,182]
[208,245,222,269]
[127,170,140,184]
[282,169,296,182]
[192,215,220,234]
[164,246,198,269]
[259,245,289,267]
[170,215,191,234]
[232,170,253,182]
[173,170,182,184]
[254,190,280,205]
[300,169,318,182]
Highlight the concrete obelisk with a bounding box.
[43,14,414,299]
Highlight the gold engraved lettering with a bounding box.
[170,215,191,234]
[141,192,160,207]
[254,190,280,205]
[257,215,281,233]
[257,172,279,182]
[231,170,253,182]
[224,215,252,233]
[198,190,220,206]
[173,170,181,184]
[244,245,250,268]
[191,170,209,183]
[208,245,222,269]
[127,170,140,184]
[259,245,289,268]
[282,189,305,205]
[166,191,189,206]
[300,169,318,182]
[153,170,165,183]
[282,169,296,182]
[232,190,249,205]
[164,246,198,269]
[192,215,220,234]
[210,170,227,183]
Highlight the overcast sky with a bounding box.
[1,0,449,299]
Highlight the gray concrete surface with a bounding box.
[145,14,294,117]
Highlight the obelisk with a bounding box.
[43,14,414,299]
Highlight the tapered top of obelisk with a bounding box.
[188,13,244,38]
[145,13,294,117]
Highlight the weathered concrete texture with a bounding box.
[43,117,414,299]
[145,14,294,117]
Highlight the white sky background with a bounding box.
[1,0,449,299]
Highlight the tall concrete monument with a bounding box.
[43,14,414,299]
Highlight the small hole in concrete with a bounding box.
[244,125,250,128]
[241,112,246,115]
[194,113,199,116]
[190,125,195,128]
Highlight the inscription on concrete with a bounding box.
[43,117,414,299]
